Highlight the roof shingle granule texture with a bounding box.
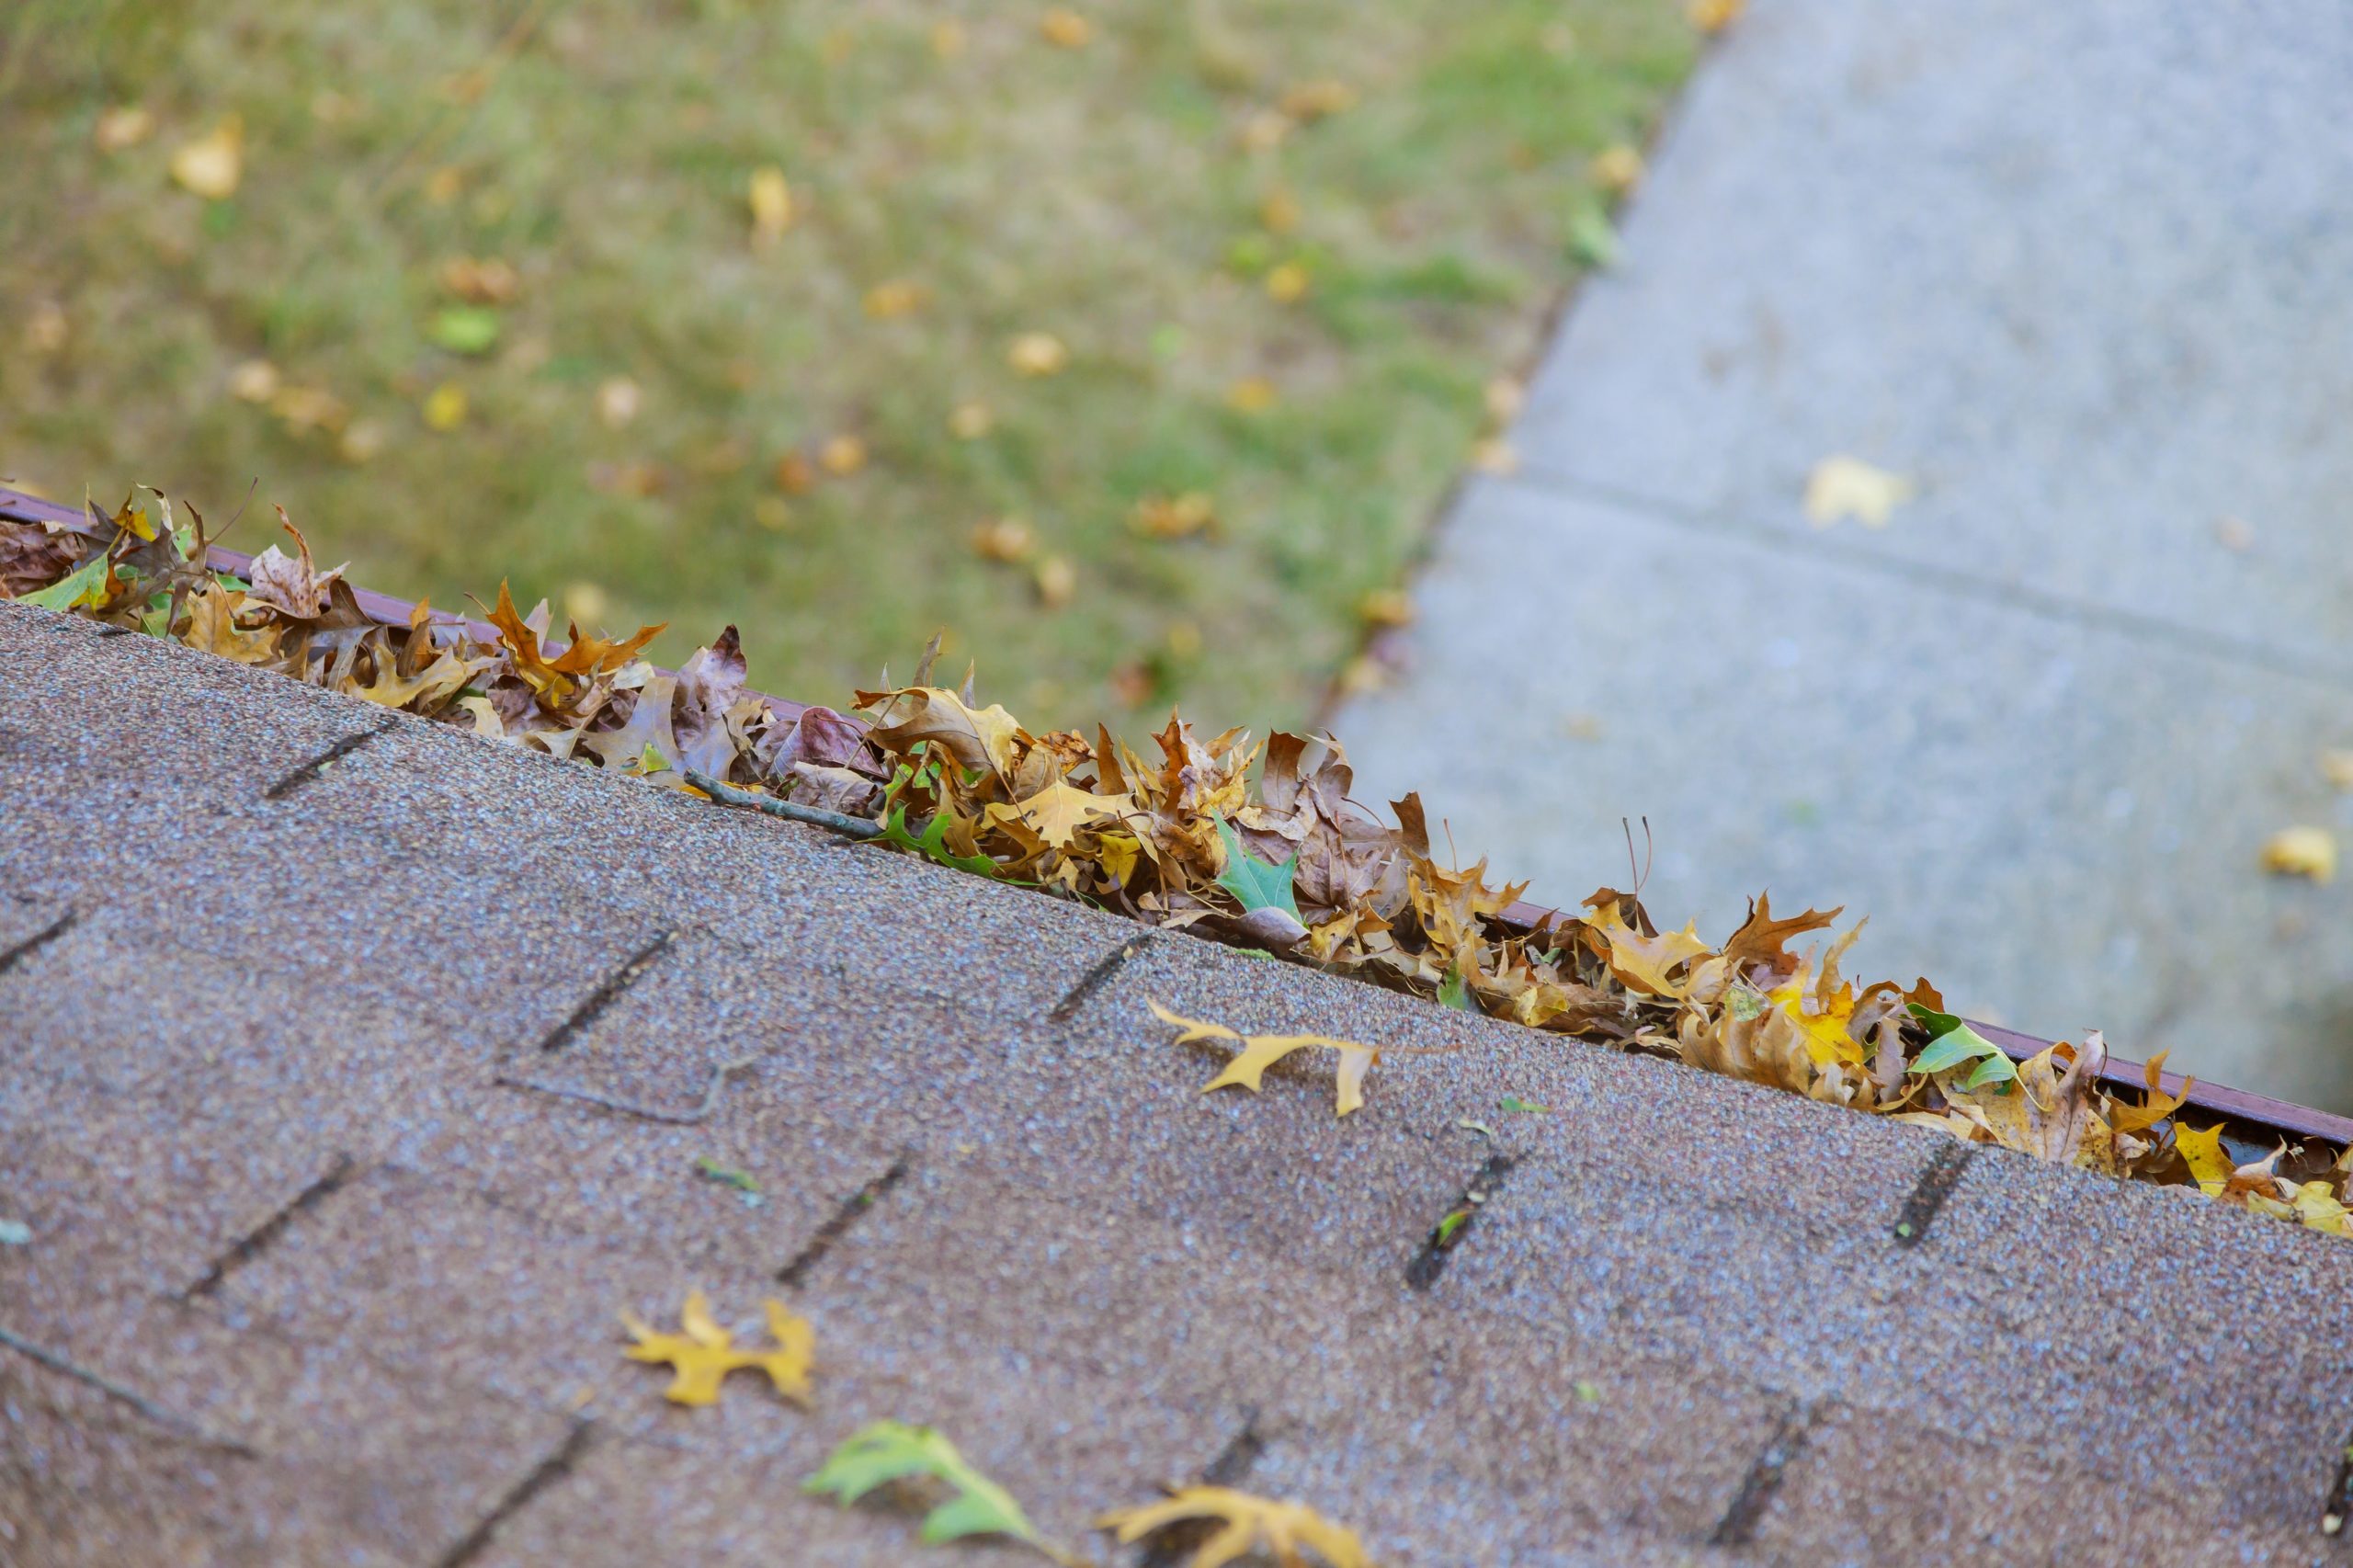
[3,601,2350,1567]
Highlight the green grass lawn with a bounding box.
[3,0,1693,727]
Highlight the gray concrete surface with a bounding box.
[9,607,2353,1565]
[1337,0,2353,1108]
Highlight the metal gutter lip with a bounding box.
[7,484,2346,1147]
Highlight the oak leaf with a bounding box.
[620,1289,812,1406]
[244,513,347,619]
[804,1421,1052,1553]
[1587,898,1709,998]
[857,683,1028,780]
[1099,1485,1370,1568]
[1017,779,1131,849]
[1150,1000,1379,1117]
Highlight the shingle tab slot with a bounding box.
[1049,932,1158,1023]
[538,929,676,1052]
[182,1152,358,1301]
[262,716,397,801]
[1892,1142,1977,1247]
[0,910,76,977]
[433,1418,596,1568]
[1708,1400,1816,1548]
[777,1155,912,1286]
[1405,1153,1515,1290]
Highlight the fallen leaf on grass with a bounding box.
[820,434,868,476]
[1007,333,1069,376]
[972,517,1035,562]
[95,105,153,152]
[1100,1486,1370,1568]
[1279,80,1358,122]
[596,377,642,429]
[748,165,793,243]
[620,1289,812,1406]
[1149,1000,1380,1117]
[1227,376,1279,413]
[429,305,501,356]
[171,115,244,199]
[1803,457,1913,528]
[1034,554,1076,608]
[1040,7,1091,48]
[439,255,519,305]
[949,401,994,438]
[1690,0,1746,33]
[1133,492,1216,540]
[2262,826,2337,881]
[806,1421,1057,1555]
[1265,262,1310,302]
[1590,145,1644,196]
[228,360,280,403]
[864,279,926,319]
[422,381,467,432]
[1358,589,1413,630]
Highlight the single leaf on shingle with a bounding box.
[1149,1000,1380,1117]
[803,1421,1051,1552]
[1099,1485,1370,1568]
[620,1290,813,1407]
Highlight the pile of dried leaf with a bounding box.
[8,494,2347,1242]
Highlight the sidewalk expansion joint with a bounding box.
[1405,1153,1515,1290]
[182,1152,358,1301]
[1893,1142,1977,1247]
[263,716,398,801]
[434,1418,596,1568]
[777,1155,912,1287]
[538,929,676,1052]
[1050,933,1157,1023]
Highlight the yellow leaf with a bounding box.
[748,165,793,243]
[1590,144,1645,196]
[1358,589,1413,630]
[820,434,867,476]
[2176,1122,2232,1197]
[1097,831,1141,888]
[1279,80,1358,122]
[1040,7,1091,47]
[1149,1001,1381,1118]
[1133,492,1216,540]
[182,583,281,665]
[2107,1050,2193,1137]
[1589,900,1710,998]
[949,401,994,438]
[971,517,1035,562]
[1690,0,1746,34]
[1803,456,1913,528]
[596,377,642,430]
[1258,187,1300,234]
[170,114,244,199]
[2261,826,2336,881]
[1472,437,1518,476]
[620,1290,813,1407]
[931,19,967,58]
[94,105,153,153]
[864,279,925,320]
[1765,977,1863,1067]
[1265,262,1310,302]
[1007,332,1069,376]
[856,684,1029,779]
[1034,554,1077,608]
[422,381,467,432]
[1017,780,1132,849]
[1226,377,1278,413]
[1100,1485,1370,1568]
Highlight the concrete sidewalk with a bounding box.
[1338,0,2353,1108]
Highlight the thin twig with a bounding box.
[494,1054,759,1126]
[0,1324,258,1457]
[683,769,881,839]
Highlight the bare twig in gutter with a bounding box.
[0,1324,258,1457]
[682,768,881,840]
[494,1055,759,1126]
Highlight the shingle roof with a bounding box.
[5,602,2352,1567]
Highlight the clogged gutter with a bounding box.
[7,490,2349,1242]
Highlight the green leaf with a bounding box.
[429,305,502,356]
[1433,1210,1470,1246]
[1905,1002,2008,1077]
[878,802,1001,878]
[1498,1096,1551,1116]
[1569,207,1619,268]
[804,1422,1045,1550]
[1960,1051,2018,1089]
[20,553,112,611]
[693,1157,762,1203]
[1212,819,1300,921]
[1436,966,1478,1013]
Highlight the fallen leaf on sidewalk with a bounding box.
[2261,826,2337,882]
[1804,457,1913,528]
[620,1290,813,1406]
